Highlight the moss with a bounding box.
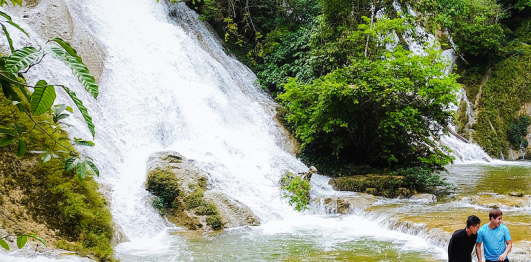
[196,203,217,216]
[329,174,406,197]
[206,215,222,230]
[0,93,115,261]
[184,188,204,209]
[146,167,180,208]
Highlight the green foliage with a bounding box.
[508,115,531,149]
[184,188,205,209]
[281,172,311,211]
[393,167,450,191]
[330,174,407,198]
[146,167,180,209]
[279,25,459,170]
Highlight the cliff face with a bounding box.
[456,43,531,160]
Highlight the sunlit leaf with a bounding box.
[49,44,99,98]
[86,160,100,176]
[76,161,87,180]
[5,47,42,73]
[16,235,27,249]
[74,138,94,147]
[30,80,56,115]
[53,104,67,115]
[41,153,52,163]
[0,238,8,250]
[65,157,78,172]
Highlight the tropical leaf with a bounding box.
[5,47,42,73]
[1,23,14,53]
[0,128,16,136]
[65,106,73,113]
[49,46,99,98]
[41,153,52,163]
[58,137,70,141]
[0,238,8,250]
[16,139,26,156]
[13,123,22,134]
[25,233,47,247]
[52,38,81,62]
[30,80,56,115]
[0,136,14,146]
[16,235,27,249]
[76,161,87,180]
[60,86,95,137]
[0,78,20,101]
[65,157,78,172]
[86,160,100,176]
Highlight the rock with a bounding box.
[318,194,377,215]
[409,193,436,203]
[146,151,260,231]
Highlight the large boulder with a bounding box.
[146,151,260,231]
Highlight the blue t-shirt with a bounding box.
[476,223,511,261]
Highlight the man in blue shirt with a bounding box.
[475,209,512,262]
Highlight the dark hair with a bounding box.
[466,215,481,228]
[489,209,503,220]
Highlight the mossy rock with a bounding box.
[329,174,408,197]
[146,151,260,231]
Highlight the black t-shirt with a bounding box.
[448,228,478,262]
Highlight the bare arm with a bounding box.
[498,239,512,261]
[476,242,482,261]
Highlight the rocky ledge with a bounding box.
[145,151,260,231]
[329,174,413,198]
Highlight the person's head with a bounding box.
[466,215,481,234]
[489,209,503,227]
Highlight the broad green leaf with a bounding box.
[76,161,87,180]
[25,233,47,247]
[65,106,73,113]
[13,123,22,135]
[6,47,42,73]
[30,80,56,115]
[41,153,52,163]
[0,128,16,136]
[0,238,8,250]
[86,160,100,176]
[16,235,27,249]
[58,137,70,141]
[65,157,78,172]
[0,136,14,146]
[49,46,99,98]
[0,78,20,101]
[60,86,95,137]
[1,23,14,53]
[16,139,26,156]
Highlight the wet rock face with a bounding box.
[146,151,260,231]
[14,0,106,83]
[318,194,378,214]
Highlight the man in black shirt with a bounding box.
[448,215,481,262]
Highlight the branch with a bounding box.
[24,111,76,155]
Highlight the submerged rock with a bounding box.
[146,151,260,231]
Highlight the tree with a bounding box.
[279,17,460,171]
